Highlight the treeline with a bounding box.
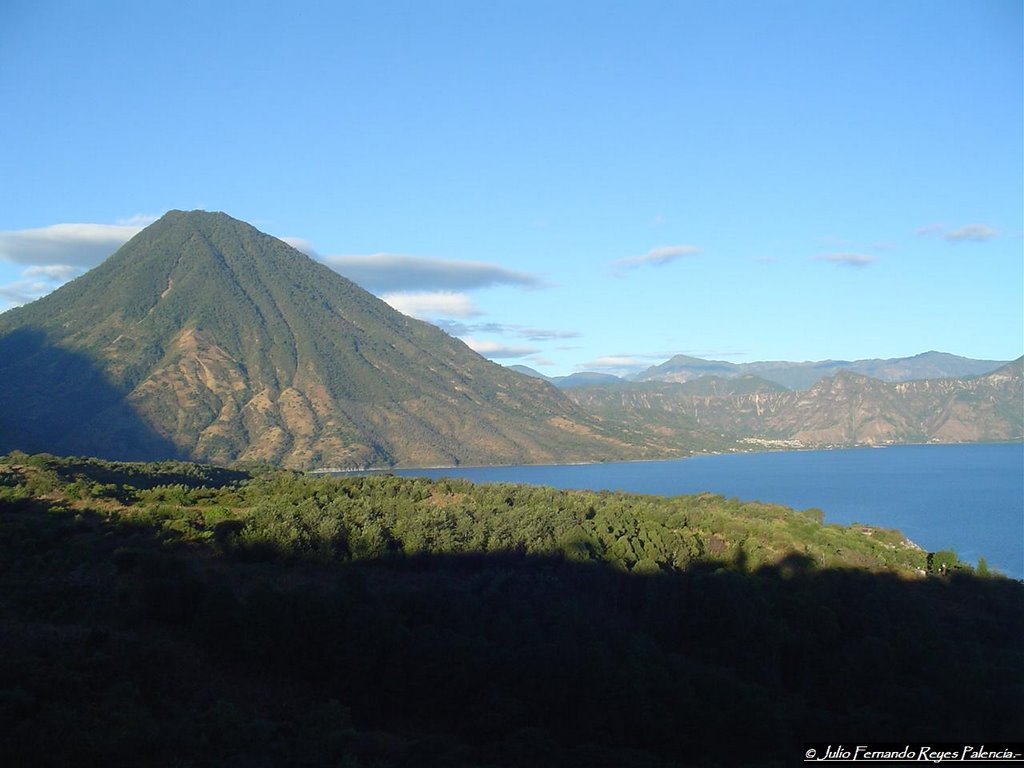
[227,473,942,575]
[0,453,1020,767]
[0,451,953,576]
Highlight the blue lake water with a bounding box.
[387,443,1024,580]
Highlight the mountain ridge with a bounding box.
[634,350,1012,389]
[565,358,1024,452]
[512,351,1012,391]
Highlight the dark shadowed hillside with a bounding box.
[0,211,650,469]
[0,454,1020,767]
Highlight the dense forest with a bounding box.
[1,452,1020,766]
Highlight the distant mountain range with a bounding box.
[514,351,1013,391]
[0,211,639,469]
[0,210,1019,469]
[565,361,1023,452]
[635,351,1013,389]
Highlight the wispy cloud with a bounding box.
[615,244,702,269]
[518,327,580,342]
[460,337,541,359]
[434,319,579,342]
[944,224,997,243]
[815,252,877,268]
[916,222,998,242]
[433,320,579,364]
[322,253,542,292]
[380,291,481,319]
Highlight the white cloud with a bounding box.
[815,252,876,267]
[322,253,541,292]
[944,224,997,243]
[381,291,482,319]
[0,221,149,267]
[615,244,702,268]
[460,337,541,359]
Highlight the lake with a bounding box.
[384,443,1023,580]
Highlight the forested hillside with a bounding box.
[1,453,1019,767]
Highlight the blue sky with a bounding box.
[1,0,1020,376]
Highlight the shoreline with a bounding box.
[308,438,1024,475]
